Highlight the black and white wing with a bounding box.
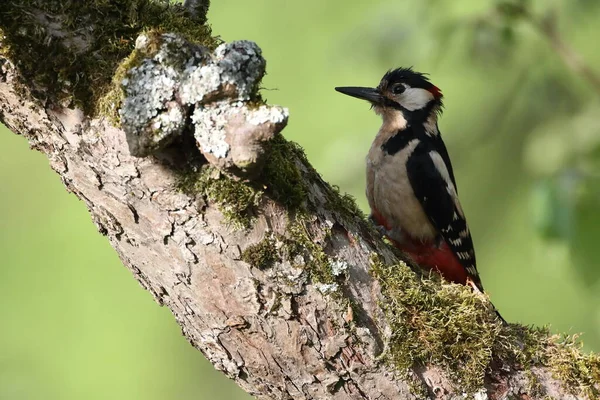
[406,141,482,291]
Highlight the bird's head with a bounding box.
[335,67,443,122]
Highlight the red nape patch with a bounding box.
[428,85,443,99]
[399,239,467,285]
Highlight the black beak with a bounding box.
[335,86,383,105]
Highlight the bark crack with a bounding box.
[1,3,598,399]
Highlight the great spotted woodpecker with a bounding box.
[335,68,489,297]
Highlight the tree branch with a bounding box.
[496,2,600,95]
[530,11,600,95]
[1,1,598,399]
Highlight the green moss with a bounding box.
[208,179,261,228]
[238,214,348,293]
[546,334,600,398]
[96,36,151,124]
[285,220,336,285]
[405,375,429,399]
[239,220,341,288]
[97,29,199,124]
[260,134,366,224]
[241,236,278,270]
[524,370,544,398]
[494,323,549,369]
[494,325,600,397]
[261,134,308,211]
[0,0,217,115]
[178,166,262,229]
[325,184,365,221]
[370,253,503,390]
[370,253,600,397]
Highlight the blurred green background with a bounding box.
[1,0,600,399]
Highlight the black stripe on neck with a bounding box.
[381,126,419,155]
[380,98,442,155]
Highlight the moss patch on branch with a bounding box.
[325,184,365,222]
[370,253,600,397]
[370,253,504,390]
[178,166,262,229]
[178,133,360,294]
[240,218,344,289]
[545,334,600,398]
[260,133,364,224]
[241,236,278,270]
[0,0,216,115]
[285,220,338,286]
[97,30,165,124]
[177,132,313,229]
[261,134,309,211]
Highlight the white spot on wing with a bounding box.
[449,237,462,246]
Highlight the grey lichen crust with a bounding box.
[193,101,289,169]
[119,33,288,175]
[120,34,201,156]
[180,40,266,103]
[2,9,600,397]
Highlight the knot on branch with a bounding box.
[119,32,288,177]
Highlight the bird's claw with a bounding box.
[373,223,388,237]
[369,215,404,244]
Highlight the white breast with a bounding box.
[366,138,438,241]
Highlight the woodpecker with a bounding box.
[335,68,488,296]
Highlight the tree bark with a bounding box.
[0,2,598,399]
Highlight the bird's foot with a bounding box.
[466,278,484,296]
[369,215,404,244]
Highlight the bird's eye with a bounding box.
[392,84,406,95]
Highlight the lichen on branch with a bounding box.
[1,1,599,399]
[117,31,288,182]
[0,0,215,114]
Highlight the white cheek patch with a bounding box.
[399,88,434,111]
